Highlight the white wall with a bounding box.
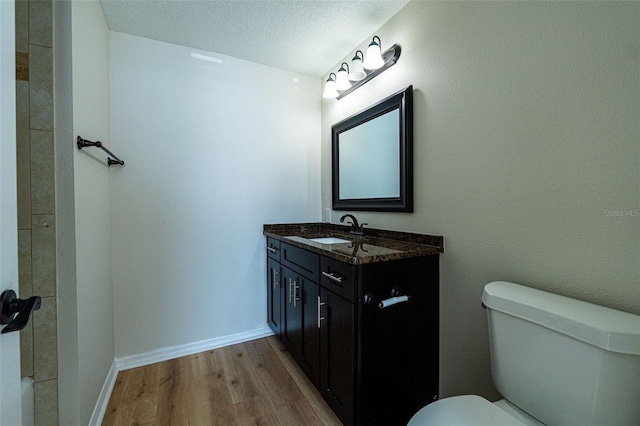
[110,32,321,358]
[322,1,640,400]
[56,1,115,423]
[0,1,22,424]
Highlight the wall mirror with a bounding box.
[332,85,413,212]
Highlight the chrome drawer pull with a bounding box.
[293,281,300,307]
[289,278,293,304]
[317,296,326,328]
[322,271,343,283]
[267,246,278,254]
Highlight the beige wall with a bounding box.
[54,0,115,424]
[54,3,79,423]
[321,1,640,399]
[71,2,115,423]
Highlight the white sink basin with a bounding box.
[309,237,351,244]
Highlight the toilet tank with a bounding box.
[482,281,640,426]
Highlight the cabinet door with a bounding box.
[298,278,320,388]
[281,266,301,357]
[267,257,282,337]
[281,267,321,388]
[319,288,355,426]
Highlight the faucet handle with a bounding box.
[340,214,364,235]
[354,223,367,236]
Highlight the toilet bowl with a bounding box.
[408,396,543,426]
[408,281,640,426]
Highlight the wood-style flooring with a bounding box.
[102,336,342,425]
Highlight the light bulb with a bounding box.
[349,50,367,81]
[335,62,351,91]
[322,73,339,98]
[363,36,384,70]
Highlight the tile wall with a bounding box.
[16,0,59,424]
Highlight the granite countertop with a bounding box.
[263,223,444,265]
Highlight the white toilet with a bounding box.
[408,281,640,426]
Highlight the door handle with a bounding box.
[0,290,41,334]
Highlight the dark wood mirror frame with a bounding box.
[332,85,413,212]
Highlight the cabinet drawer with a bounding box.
[320,257,356,302]
[281,243,319,282]
[266,237,281,261]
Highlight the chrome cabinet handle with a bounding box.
[267,246,278,254]
[287,278,300,306]
[289,278,293,304]
[293,281,300,307]
[322,271,343,283]
[317,296,326,328]
[271,268,279,290]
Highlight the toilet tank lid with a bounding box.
[482,281,640,355]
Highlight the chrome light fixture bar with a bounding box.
[323,36,401,101]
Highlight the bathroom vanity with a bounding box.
[263,223,443,425]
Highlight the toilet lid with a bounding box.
[408,395,528,426]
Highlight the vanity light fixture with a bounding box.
[323,35,401,100]
[348,50,367,81]
[322,73,339,98]
[362,36,384,70]
[335,62,352,90]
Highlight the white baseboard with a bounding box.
[116,325,274,371]
[88,360,118,426]
[90,325,273,425]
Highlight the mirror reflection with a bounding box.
[332,86,413,212]
[339,109,400,199]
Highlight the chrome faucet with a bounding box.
[340,214,367,236]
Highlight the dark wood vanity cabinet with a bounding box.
[281,265,321,388]
[266,236,439,426]
[268,239,356,421]
[266,239,282,337]
[319,286,356,425]
[267,257,282,336]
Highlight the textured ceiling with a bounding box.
[99,0,410,77]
